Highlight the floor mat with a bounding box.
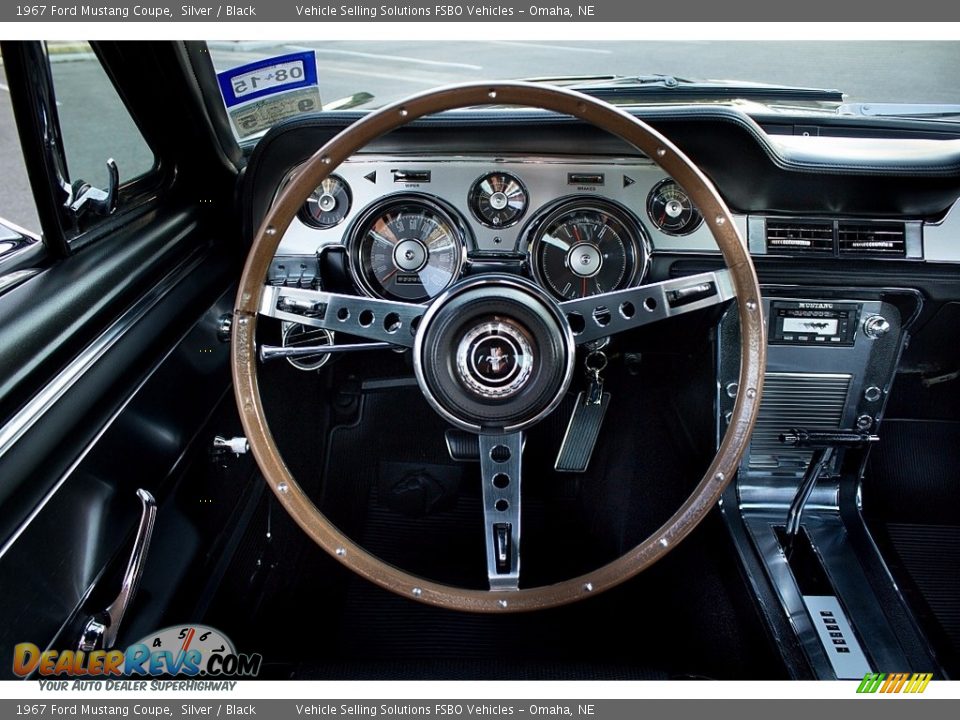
[866,419,960,676]
[885,523,960,672]
[315,375,781,678]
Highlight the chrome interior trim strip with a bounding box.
[0,268,42,296]
[0,214,41,242]
[0,249,210,560]
[0,250,207,464]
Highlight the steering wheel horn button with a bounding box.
[457,319,534,399]
[414,274,576,434]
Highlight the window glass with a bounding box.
[0,54,40,235]
[48,41,156,191]
[207,40,960,145]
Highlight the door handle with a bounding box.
[78,488,157,652]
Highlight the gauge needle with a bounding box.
[542,233,570,251]
[572,225,582,243]
[381,267,399,282]
[370,230,396,246]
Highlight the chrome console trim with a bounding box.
[924,197,960,263]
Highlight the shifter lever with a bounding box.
[779,428,878,554]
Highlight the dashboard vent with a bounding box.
[838,222,906,256]
[766,220,834,253]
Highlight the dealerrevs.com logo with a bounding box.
[13,625,261,679]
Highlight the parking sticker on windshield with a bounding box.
[217,51,321,139]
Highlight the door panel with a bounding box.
[0,40,241,672]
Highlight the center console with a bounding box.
[716,286,939,679]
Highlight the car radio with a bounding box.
[769,300,861,346]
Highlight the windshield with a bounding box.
[208,40,960,142]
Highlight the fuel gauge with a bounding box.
[646,179,703,236]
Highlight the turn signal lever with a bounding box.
[779,428,879,554]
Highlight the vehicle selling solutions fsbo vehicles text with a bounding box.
[294,5,595,18]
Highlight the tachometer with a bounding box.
[348,196,467,302]
[646,178,703,236]
[527,198,649,301]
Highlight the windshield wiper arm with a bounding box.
[839,102,960,119]
[531,74,845,103]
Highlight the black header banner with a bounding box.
[1,0,958,22]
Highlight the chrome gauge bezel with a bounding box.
[523,196,652,302]
[345,193,470,302]
[298,174,353,229]
[646,177,704,237]
[467,171,530,229]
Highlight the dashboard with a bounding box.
[267,155,747,302]
[240,105,960,678]
[244,107,960,369]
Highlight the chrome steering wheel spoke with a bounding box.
[478,431,524,592]
[258,284,424,348]
[558,269,736,345]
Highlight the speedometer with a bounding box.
[526,198,649,301]
[348,196,467,302]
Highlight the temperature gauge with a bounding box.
[646,179,703,236]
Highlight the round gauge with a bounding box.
[468,172,528,228]
[349,197,467,302]
[646,178,703,236]
[527,199,649,301]
[301,175,352,228]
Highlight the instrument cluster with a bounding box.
[274,157,720,303]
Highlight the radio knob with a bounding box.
[863,314,891,340]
